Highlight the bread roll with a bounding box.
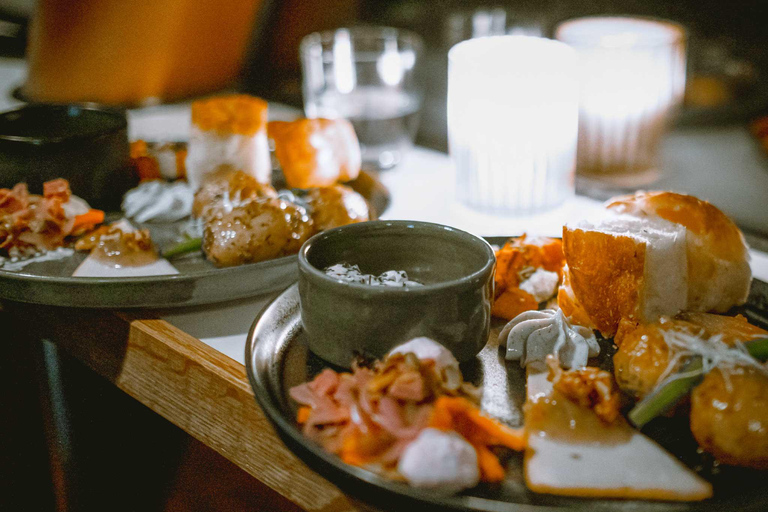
[561,214,688,336]
[606,191,751,314]
[559,192,751,336]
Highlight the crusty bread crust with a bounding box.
[556,265,595,330]
[562,226,645,337]
[606,191,751,312]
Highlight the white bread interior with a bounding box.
[573,214,688,322]
[606,191,751,314]
[186,126,271,190]
[562,214,688,335]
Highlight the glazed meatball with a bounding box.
[304,185,370,232]
[202,198,313,267]
[193,165,276,219]
[613,319,674,399]
[690,366,768,469]
[613,314,767,399]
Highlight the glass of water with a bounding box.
[300,27,423,170]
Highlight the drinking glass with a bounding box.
[555,16,687,191]
[300,27,423,170]
[447,35,579,214]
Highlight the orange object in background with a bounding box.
[491,235,565,320]
[21,0,264,105]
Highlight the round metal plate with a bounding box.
[246,269,768,512]
[0,171,389,308]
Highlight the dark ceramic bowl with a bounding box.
[0,104,135,211]
[297,220,496,367]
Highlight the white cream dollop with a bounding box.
[397,428,480,493]
[121,180,194,223]
[519,268,560,303]
[499,309,599,369]
[389,337,458,369]
[388,337,462,390]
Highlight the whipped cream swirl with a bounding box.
[122,181,194,223]
[499,309,599,369]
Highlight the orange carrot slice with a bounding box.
[297,406,311,424]
[339,425,394,467]
[72,209,105,232]
[429,397,526,451]
[474,444,506,482]
[465,410,526,451]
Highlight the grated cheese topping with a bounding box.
[657,326,768,391]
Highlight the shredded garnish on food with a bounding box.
[546,355,622,424]
[289,342,525,486]
[657,327,768,392]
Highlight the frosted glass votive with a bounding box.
[555,17,687,189]
[448,36,579,214]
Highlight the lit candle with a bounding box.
[555,17,687,188]
[447,36,579,214]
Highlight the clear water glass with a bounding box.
[447,36,579,214]
[300,27,423,170]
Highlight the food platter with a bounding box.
[245,237,768,512]
[0,171,388,309]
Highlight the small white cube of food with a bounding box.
[268,118,361,189]
[389,337,459,371]
[519,268,560,303]
[186,95,271,190]
[398,428,479,493]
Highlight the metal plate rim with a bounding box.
[0,170,389,308]
[245,283,561,512]
[245,270,768,511]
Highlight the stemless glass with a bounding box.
[555,16,687,191]
[300,27,423,170]
[447,35,579,214]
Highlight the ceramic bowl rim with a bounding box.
[0,103,127,146]
[297,219,496,297]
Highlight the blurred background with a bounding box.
[0,1,766,511]
[253,0,768,153]
[2,0,767,153]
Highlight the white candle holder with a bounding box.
[448,36,579,214]
[555,16,687,189]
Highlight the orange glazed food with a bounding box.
[492,235,565,321]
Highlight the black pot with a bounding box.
[0,104,136,211]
